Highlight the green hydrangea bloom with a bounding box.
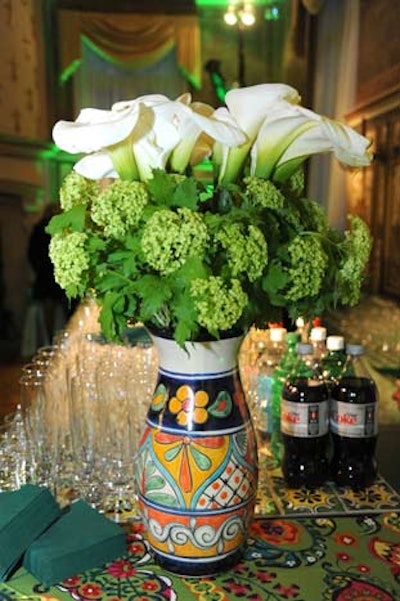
[285,234,327,301]
[215,223,268,282]
[190,276,248,332]
[283,169,305,198]
[299,198,328,233]
[49,232,89,295]
[337,215,372,305]
[91,180,148,239]
[141,207,208,275]
[244,176,285,210]
[59,171,98,211]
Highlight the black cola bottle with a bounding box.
[330,343,378,489]
[281,343,330,488]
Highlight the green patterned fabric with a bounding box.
[3,512,400,601]
[255,455,400,517]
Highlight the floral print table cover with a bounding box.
[3,511,400,601]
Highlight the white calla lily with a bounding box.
[251,103,372,183]
[224,83,301,134]
[74,152,118,179]
[52,95,170,181]
[213,83,301,185]
[170,98,247,174]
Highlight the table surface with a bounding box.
[2,510,399,601]
[2,458,400,601]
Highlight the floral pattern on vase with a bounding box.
[135,334,258,576]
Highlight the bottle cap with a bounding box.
[297,342,313,355]
[346,343,364,356]
[326,335,345,351]
[269,327,287,342]
[310,326,327,342]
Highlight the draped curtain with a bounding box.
[307,0,360,229]
[58,10,202,112]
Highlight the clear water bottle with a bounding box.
[255,327,287,456]
[321,335,347,386]
[330,343,378,489]
[310,326,327,362]
[270,332,301,463]
[281,342,330,488]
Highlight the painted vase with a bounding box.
[135,333,258,576]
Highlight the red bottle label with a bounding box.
[281,400,329,437]
[330,400,378,437]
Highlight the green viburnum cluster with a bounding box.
[91,180,149,240]
[336,215,372,305]
[141,208,208,275]
[47,168,372,347]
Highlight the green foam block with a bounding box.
[0,485,61,581]
[23,500,127,586]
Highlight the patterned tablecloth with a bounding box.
[255,456,400,517]
[2,511,400,601]
[2,459,400,601]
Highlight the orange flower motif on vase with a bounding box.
[153,430,229,506]
[168,385,208,426]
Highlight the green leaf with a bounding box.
[146,169,175,205]
[135,275,172,321]
[262,262,290,295]
[87,235,107,252]
[174,320,197,348]
[172,177,199,210]
[46,204,87,234]
[173,256,209,290]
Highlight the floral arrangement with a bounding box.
[48,84,372,347]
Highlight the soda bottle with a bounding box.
[255,327,287,456]
[330,343,378,489]
[270,332,300,463]
[281,342,330,488]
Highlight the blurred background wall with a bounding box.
[0,0,399,355]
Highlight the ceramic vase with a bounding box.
[135,333,258,576]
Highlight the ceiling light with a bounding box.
[224,5,238,25]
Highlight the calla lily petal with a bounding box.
[52,106,142,154]
[112,94,170,112]
[215,84,300,185]
[251,104,319,180]
[225,83,301,135]
[251,102,372,183]
[74,152,118,179]
[320,117,372,166]
[170,100,246,173]
[134,120,181,181]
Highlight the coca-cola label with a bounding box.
[281,400,329,437]
[330,400,378,437]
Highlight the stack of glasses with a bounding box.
[0,301,158,522]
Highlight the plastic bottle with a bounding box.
[321,335,347,386]
[281,342,330,488]
[330,343,378,489]
[255,327,287,456]
[270,332,301,463]
[310,326,327,362]
[239,327,269,415]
